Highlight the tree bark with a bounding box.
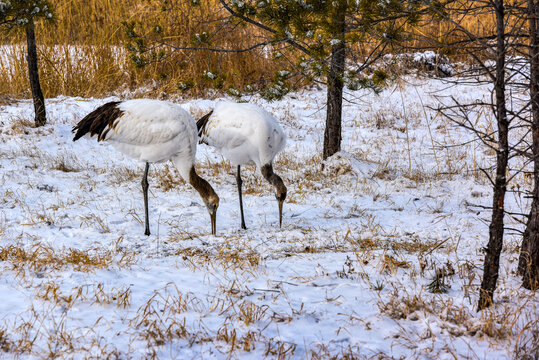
[518,0,539,290]
[323,7,346,160]
[26,19,46,127]
[478,0,509,311]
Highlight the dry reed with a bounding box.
[0,0,282,99]
[0,0,508,99]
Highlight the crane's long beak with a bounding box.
[210,211,217,235]
[278,199,284,228]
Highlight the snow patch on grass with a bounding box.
[0,78,537,359]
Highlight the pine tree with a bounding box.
[0,1,54,127]
[125,0,423,159]
[220,0,422,159]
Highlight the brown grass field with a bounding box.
[0,0,509,100]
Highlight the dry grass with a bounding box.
[1,143,86,173]
[2,116,34,135]
[176,245,262,273]
[0,0,514,100]
[109,165,139,184]
[0,297,134,358]
[379,254,411,274]
[0,328,13,353]
[37,282,132,309]
[128,283,299,359]
[0,243,135,273]
[308,344,371,360]
[0,0,282,99]
[154,163,185,191]
[0,242,138,357]
[78,212,111,233]
[375,283,538,356]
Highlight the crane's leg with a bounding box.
[142,162,150,236]
[236,165,247,229]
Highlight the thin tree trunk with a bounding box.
[518,0,539,290]
[26,19,46,127]
[323,7,346,160]
[478,0,509,311]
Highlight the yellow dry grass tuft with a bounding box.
[37,282,132,309]
[154,163,186,191]
[0,243,135,273]
[176,245,262,273]
[0,328,13,353]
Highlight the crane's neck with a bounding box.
[261,163,286,197]
[188,166,219,235]
[189,167,217,201]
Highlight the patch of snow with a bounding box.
[0,76,535,359]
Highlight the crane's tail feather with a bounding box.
[196,110,213,140]
[72,101,123,142]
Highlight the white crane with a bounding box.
[196,101,286,229]
[73,99,219,236]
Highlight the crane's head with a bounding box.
[261,163,287,228]
[275,181,287,228]
[188,166,219,235]
[204,193,219,235]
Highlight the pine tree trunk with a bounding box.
[478,0,509,311]
[26,19,46,127]
[323,7,346,160]
[518,0,539,290]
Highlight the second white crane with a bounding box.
[197,101,287,229]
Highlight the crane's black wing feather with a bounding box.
[196,110,214,143]
[72,101,123,142]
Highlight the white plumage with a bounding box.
[73,99,219,236]
[197,101,287,229]
[200,102,286,168]
[105,100,198,179]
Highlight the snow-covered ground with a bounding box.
[0,77,537,359]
